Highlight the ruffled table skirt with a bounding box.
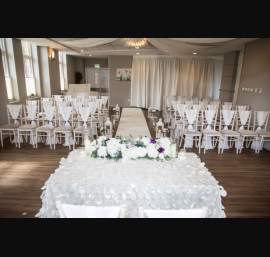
[36,151,227,218]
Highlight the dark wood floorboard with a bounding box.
[0,107,270,218]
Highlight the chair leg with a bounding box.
[54,132,56,150]
[13,130,17,147]
[258,137,263,154]
[204,136,207,154]
[218,137,220,154]
[198,136,201,154]
[36,132,38,148]
[222,136,226,154]
[31,131,35,148]
[240,136,245,154]
[73,132,76,150]
[68,133,71,150]
[236,137,239,154]
[254,136,258,154]
[49,132,52,149]
[18,131,21,148]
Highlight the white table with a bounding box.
[36,150,227,218]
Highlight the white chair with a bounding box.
[237,110,258,153]
[53,105,74,150]
[180,109,202,153]
[0,104,22,147]
[252,111,270,153]
[35,105,56,149]
[219,110,240,154]
[55,201,126,218]
[73,105,93,149]
[138,207,208,218]
[201,110,222,154]
[17,104,40,148]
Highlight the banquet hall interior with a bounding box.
[0,38,269,218]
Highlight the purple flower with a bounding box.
[158,147,165,153]
[106,138,110,141]
[150,139,156,144]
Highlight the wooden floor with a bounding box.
[0,107,270,218]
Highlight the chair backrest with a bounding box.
[7,104,23,125]
[202,110,218,131]
[185,100,193,109]
[253,111,270,131]
[183,109,199,131]
[138,207,208,218]
[53,95,62,100]
[57,105,74,127]
[222,104,232,110]
[55,200,126,218]
[219,110,236,131]
[207,104,218,111]
[78,106,92,128]
[236,110,252,130]
[23,104,39,125]
[237,105,249,111]
[41,105,56,126]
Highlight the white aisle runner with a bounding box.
[116,108,151,138]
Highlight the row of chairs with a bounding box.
[170,108,270,154]
[0,99,110,150]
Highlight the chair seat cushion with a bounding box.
[221,130,240,136]
[18,124,38,130]
[183,130,202,136]
[203,129,222,136]
[257,130,270,137]
[73,127,89,133]
[54,126,73,132]
[238,129,258,136]
[0,123,20,130]
[36,125,54,131]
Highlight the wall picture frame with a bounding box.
[116,68,131,81]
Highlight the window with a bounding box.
[59,52,65,91]
[22,41,36,96]
[0,38,13,100]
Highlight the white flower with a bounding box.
[122,148,133,160]
[97,146,107,157]
[90,140,97,146]
[107,145,118,157]
[159,153,165,160]
[148,148,159,159]
[137,147,147,158]
[141,137,150,146]
[97,136,108,145]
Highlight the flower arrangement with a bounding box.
[85,135,172,162]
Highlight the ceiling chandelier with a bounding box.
[125,38,148,48]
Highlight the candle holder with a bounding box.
[155,118,164,139]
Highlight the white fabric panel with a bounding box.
[60,38,118,48]
[7,105,21,124]
[238,111,250,130]
[131,57,214,110]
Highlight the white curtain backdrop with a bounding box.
[131,56,214,110]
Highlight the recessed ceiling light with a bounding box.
[81,49,85,53]
[193,52,197,55]
[136,52,140,55]
[89,54,92,56]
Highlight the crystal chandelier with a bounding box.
[125,38,147,48]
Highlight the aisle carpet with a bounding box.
[116,108,151,138]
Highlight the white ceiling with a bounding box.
[18,38,258,57]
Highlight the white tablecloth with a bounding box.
[36,151,227,218]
